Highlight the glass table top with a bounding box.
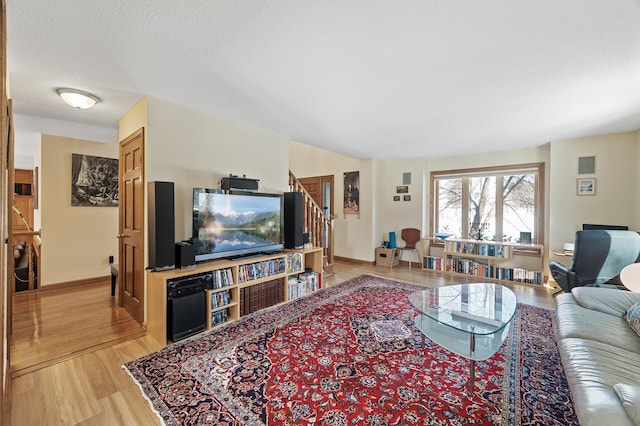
[408,283,517,336]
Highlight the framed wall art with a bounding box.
[71,153,119,206]
[343,171,360,214]
[577,178,596,196]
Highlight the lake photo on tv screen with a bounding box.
[194,192,282,256]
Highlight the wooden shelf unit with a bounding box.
[147,247,323,346]
[421,237,544,285]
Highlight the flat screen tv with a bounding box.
[192,189,284,263]
[582,224,629,231]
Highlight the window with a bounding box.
[431,163,544,244]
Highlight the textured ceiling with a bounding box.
[6,0,640,161]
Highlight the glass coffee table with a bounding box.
[408,283,517,392]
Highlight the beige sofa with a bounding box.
[556,287,640,426]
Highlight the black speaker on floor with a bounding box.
[284,192,303,249]
[148,181,175,271]
[175,242,195,268]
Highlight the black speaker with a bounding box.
[284,192,303,249]
[175,242,195,268]
[148,181,175,271]
[220,176,259,191]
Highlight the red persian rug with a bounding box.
[124,275,578,425]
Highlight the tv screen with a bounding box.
[192,189,284,262]
[582,224,629,231]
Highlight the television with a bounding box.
[192,189,284,263]
[582,224,629,231]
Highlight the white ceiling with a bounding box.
[6,0,640,163]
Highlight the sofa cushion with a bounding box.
[559,337,640,426]
[614,384,640,425]
[556,292,640,353]
[572,287,640,317]
[624,302,640,338]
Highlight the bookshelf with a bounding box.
[421,237,544,285]
[147,247,324,346]
[205,267,238,330]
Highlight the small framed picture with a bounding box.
[396,185,409,193]
[403,195,411,201]
[577,178,596,196]
[393,195,400,201]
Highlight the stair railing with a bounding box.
[288,171,334,267]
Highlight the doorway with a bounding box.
[298,175,334,220]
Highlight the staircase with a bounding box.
[288,171,335,275]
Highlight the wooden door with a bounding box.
[299,175,334,218]
[119,128,145,323]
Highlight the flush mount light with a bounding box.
[55,88,101,109]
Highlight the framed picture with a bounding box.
[393,196,400,201]
[343,171,360,214]
[71,153,119,206]
[396,185,408,193]
[577,178,596,196]
[403,195,411,201]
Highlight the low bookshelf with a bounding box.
[421,237,544,285]
[147,247,323,347]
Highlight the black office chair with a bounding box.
[549,230,640,293]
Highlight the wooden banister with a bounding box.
[289,171,335,268]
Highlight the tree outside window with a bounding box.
[432,164,543,243]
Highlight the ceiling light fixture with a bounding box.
[55,88,101,109]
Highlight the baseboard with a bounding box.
[334,255,375,266]
[35,275,110,292]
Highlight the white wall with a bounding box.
[40,135,119,285]
[549,131,638,255]
[289,141,376,261]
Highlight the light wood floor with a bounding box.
[10,281,145,377]
[10,261,556,425]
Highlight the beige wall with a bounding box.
[549,131,638,256]
[289,141,377,261]
[40,135,119,286]
[33,141,42,231]
[378,159,425,243]
[290,141,552,263]
[145,96,290,241]
[120,96,291,261]
[119,97,147,143]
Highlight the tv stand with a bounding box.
[146,247,323,347]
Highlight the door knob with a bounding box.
[117,233,129,239]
